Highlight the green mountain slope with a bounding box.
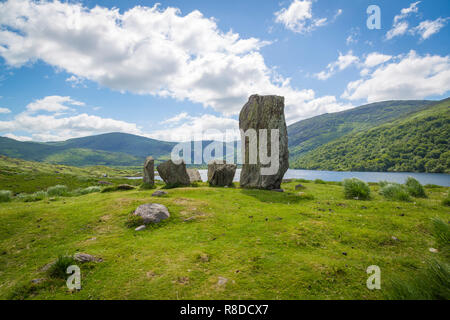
[287,100,434,158]
[292,98,450,173]
[0,133,175,166]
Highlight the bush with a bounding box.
[0,190,13,203]
[47,255,77,279]
[314,179,326,184]
[79,186,101,195]
[380,183,411,202]
[343,178,371,200]
[17,191,47,202]
[443,194,450,207]
[47,185,68,197]
[405,177,427,198]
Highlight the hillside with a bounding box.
[287,100,434,159]
[0,133,175,166]
[292,98,450,173]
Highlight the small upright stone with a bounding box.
[239,95,289,190]
[143,156,155,186]
[157,160,190,187]
[187,169,202,183]
[208,161,237,187]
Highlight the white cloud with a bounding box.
[412,18,449,40]
[364,53,393,68]
[150,114,239,142]
[0,95,142,141]
[386,2,420,40]
[386,21,409,40]
[274,0,341,34]
[394,1,421,24]
[0,0,350,121]
[342,51,450,102]
[25,96,85,114]
[314,51,359,80]
[0,107,11,114]
[66,75,86,88]
[2,133,32,141]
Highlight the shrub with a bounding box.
[47,185,68,197]
[442,194,450,207]
[378,181,390,188]
[17,191,47,202]
[343,178,371,200]
[0,190,13,203]
[47,255,77,279]
[380,183,411,202]
[314,179,326,184]
[405,177,427,198]
[80,186,101,195]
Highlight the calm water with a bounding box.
[129,169,450,186]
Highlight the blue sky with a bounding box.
[0,0,449,142]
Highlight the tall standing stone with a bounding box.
[143,156,155,186]
[157,160,190,186]
[239,95,289,190]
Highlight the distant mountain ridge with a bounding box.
[0,99,448,172]
[291,98,449,173]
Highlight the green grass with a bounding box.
[0,176,449,300]
[47,255,78,279]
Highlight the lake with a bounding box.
[129,169,450,187]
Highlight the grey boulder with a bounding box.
[134,203,170,224]
[187,169,202,183]
[208,161,236,187]
[152,190,167,197]
[157,160,190,186]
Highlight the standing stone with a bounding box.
[187,169,202,183]
[156,160,190,186]
[239,95,289,190]
[143,156,154,186]
[208,161,237,187]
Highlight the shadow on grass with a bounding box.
[240,188,312,204]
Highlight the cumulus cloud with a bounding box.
[274,0,341,34]
[0,107,11,114]
[342,51,450,102]
[314,51,359,80]
[0,95,142,141]
[150,114,239,142]
[412,18,449,40]
[25,96,84,114]
[0,0,351,121]
[363,53,393,68]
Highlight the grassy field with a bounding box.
[0,161,448,299]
